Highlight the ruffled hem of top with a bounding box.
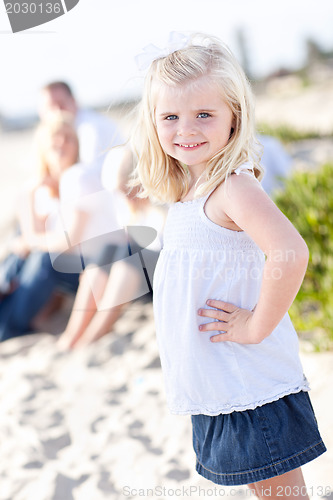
[168,382,311,416]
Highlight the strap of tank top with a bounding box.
[199,162,255,206]
[200,186,217,205]
[234,162,255,177]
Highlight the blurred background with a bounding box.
[1,0,333,344]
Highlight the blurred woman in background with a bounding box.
[0,112,115,341]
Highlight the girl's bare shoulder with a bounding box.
[205,171,262,231]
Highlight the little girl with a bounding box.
[131,33,326,498]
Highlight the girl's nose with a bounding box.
[177,118,196,137]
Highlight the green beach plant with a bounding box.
[274,162,333,350]
[257,122,327,143]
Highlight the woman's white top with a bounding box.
[59,164,121,248]
[153,166,309,416]
[34,186,60,220]
[43,164,125,263]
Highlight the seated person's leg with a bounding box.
[57,265,109,349]
[69,249,160,348]
[71,257,142,348]
[57,244,126,349]
[0,251,58,341]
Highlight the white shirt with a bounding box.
[44,163,124,268]
[75,109,124,176]
[153,167,309,415]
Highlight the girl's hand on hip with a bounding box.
[198,299,262,344]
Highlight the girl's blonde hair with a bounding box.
[131,33,263,203]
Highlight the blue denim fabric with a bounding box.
[0,251,80,342]
[191,391,326,486]
[0,253,25,294]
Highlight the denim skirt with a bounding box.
[191,391,326,486]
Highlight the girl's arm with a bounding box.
[198,174,309,344]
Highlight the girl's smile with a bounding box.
[176,142,206,149]
[155,76,234,176]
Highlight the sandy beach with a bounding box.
[1,77,333,499]
[0,300,332,500]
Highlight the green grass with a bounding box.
[257,123,328,143]
[274,162,333,350]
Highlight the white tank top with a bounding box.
[153,167,309,415]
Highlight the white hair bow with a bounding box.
[135,31,190,71]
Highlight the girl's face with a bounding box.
[45,125,79,178]
[155,76,234,177]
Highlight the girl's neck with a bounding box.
[185,171,206,198]
[181,181,203,202]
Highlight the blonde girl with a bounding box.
[131,33,326,498]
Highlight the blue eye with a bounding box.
[198,112,211,118]
[165,115,178,120]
